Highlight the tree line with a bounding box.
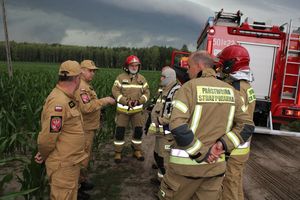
[0,41,189,70]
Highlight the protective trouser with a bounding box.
[222,154,248,200]
[159,168,224,200]
[80,129,96,182]
[46,159,81,200]
[114,112,144,152]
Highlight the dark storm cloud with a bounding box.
[1,0,212,49]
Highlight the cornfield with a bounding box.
[0,61,160,198]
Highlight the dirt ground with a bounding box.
[1,132,300,200]
[86,133,300,200]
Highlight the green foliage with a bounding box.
[0,41,176,71]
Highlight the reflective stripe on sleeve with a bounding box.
[173,100,188,113]
[117,95,123,102]
[230,141,251,155]
[226,131,240,148]
[226,105,235,132]
[190,105,202,134]
[142,94,148,102]
[143,82,149,88]
[186,139,202,155]
[114,80,121,87]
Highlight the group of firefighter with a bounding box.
[35,44,256,200]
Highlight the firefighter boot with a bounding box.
[133,150,144,161]
[114,152,122,164]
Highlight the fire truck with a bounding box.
[172,10,300,136]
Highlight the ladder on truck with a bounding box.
[280,19,300,104]
[214,9,242,26]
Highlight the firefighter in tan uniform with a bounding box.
[217,45,256,200]
[148,67,181,184]
[158,51,255,200]
[112,55,150,163]
[74,60,115,196]
[35,60,88,200]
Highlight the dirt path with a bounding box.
[88,133,300,200]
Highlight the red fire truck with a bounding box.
[172,10,300,136]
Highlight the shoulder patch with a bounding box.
[50,116,62,133]
[55,106,63,112]
[69,101,75,108]
[80,93,91,104]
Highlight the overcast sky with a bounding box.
[0,0,299,50]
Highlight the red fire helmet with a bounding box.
[217,45,250,74]
[124,55,141,73]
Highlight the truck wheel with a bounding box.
[272,123,281,130]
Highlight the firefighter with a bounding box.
[148,66,181,185]
[217,45,256,200]
[158,51,255,200]
[74,60,115,197]
[35,60,88,200]
[112,55,150,163]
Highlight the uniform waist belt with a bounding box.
[170,148,225,165]
[117,103,143,114]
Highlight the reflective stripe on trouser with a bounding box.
[158,168,223,200]
[115,112,145,151]
[45,160,81,200]
[169,149,225,165]
[132,127,143,151]
[222,155,246,200]
[116,103,143,114]
[114,127,126,153]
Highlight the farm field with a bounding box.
[0,61,160,199]
[0,61,299,199]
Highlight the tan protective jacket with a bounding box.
[37,85,88,164]
[112,72,150,114]
[149,81,180,135]
[74,78,106,130]
[169,68,254,177]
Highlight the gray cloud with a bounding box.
[0,0,298,50]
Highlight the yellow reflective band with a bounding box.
[158,125,164,133]
[117,103,143,114]
[132,140,142,144]
[226,105,235,132]
[142,94,148,102]
[143,82,149,88]
[186,139,202,155]
[247,88,256,103]
[231,147,250,156]
[148,123,157,133]
[173,100,188,113]
[114,141,125,145]
[121,84,143,88]
[169,154,225,165]
[240,97,248,112]
[114,80,121,87]
[190,105,202,134]
[160,189,166,198]
[226,131,240,148]
[117,95,123,102]
[197,86,235,103]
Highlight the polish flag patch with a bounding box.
[80,93,90,104]
[50,116,62,133]
[55,106,63,112]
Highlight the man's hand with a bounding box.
[206,141,224,164]
[34,152,44,164]
[102,96,116,105]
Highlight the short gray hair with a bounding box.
[189,51,214,68]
